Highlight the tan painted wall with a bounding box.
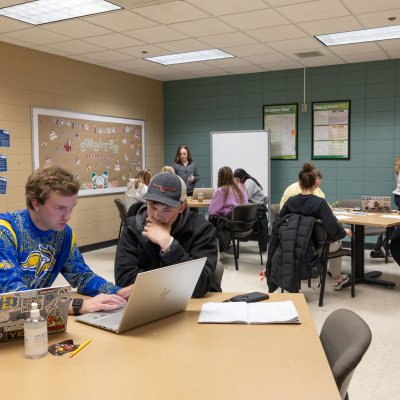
[0,41,164,246]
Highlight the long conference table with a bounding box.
[333,210,400,296]
[1,293,340,400]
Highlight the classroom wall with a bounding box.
[0,41,164,246]
[164,59,400,207]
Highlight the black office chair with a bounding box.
[114,198,127,240]
[320,309,372,400]
[313,220,352,306]
[221,203,264,270]
[236,197,269,252]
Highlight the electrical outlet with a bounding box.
[301,103,307,112]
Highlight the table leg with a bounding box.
[352,224,395,289]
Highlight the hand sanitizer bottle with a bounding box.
[24,302,48,359]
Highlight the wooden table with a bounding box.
[1,293,340,400]
[187,198,211,208]
[334,211,400,295]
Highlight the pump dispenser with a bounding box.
[24,302,48,359]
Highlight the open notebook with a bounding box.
[198,300,300,324]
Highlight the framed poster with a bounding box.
[312,100,350,160]
[32,107,145,197]
[263,103,298,160]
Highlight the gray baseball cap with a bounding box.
[143,172,187,207]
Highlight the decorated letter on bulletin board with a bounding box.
[32,107,145,197]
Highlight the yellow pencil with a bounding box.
[70,339,92,358]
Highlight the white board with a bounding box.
[210,130,270,201]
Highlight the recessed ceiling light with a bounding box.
[316,25,400,46]
[145,49,234,65]
[0,0,121,25]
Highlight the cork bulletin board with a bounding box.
[32,107,145,197]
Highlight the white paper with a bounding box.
[198,301,300,324]
[380,214,400,219]
[336,215,353,220]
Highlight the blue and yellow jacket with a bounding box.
[0,209,119,295]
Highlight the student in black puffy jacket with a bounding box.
[114,172,219,297]
[279,163,352,290]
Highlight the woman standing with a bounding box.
[173,145,198,196]
[125,169,152,211]
[393,155,400,210]
[234,168,266,204]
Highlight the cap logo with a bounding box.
[153,183,177,193]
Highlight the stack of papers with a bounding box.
[198,300,301,324]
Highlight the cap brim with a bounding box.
[143,192,182,208]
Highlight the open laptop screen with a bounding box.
[361,196,391,212]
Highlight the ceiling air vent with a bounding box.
[294,51,325,58]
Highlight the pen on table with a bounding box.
[70,339,92,358]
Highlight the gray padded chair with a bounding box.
[320,309,372,400]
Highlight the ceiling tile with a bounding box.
[356,9,400,29]
[220,9,290,30]
[199,32,258,47]
[133,1,210,24]
[244,53,295,65]
[111,59,155,69]
[124,25,188,43]
[223,43,276,57]
[84,33,144,49]
[83,9,157,31]
[296,55,344,67]
[276,0,350,23]
[340,52,389,63]
[41,20,113,38]
[118,44,171,57]
[328,42,383,55]
[266,0,315,5]
[37,40,106,55]
[298,16,363,35]
[267,37,323,52]
[257,59,304,70]
[0,16,30,33]
[157,38,214,52]
[187,0,270,15]
[246,25,307,42]
[169,18,236,37]
[2,28,72,45]
[341,0,400,14]
[0,36,37,47]
[83,50,134,62]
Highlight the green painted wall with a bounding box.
[164,59,400,208]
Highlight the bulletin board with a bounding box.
[32,107,145,197]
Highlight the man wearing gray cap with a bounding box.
[114,172,219,297]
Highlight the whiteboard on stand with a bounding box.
[210,130,270,202]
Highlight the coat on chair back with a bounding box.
[266,214,322,293]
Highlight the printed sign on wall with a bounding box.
[32,108,145,197]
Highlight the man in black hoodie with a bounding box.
[114,172,219,297]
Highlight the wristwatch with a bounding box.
[72,298,84,316]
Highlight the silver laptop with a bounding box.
[75,258,206,333]
[192,188,215,200]
[0,285,71,343]
[361,196,391,212]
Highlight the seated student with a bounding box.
[114,172,219,297]
[234,168,266,204]
[208,166,248,252]
[160,165,175,173]
[0,165,133,315]
[125,169,152,212]
[280,166,324,210]
[278,163,352,290]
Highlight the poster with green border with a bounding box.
[312,101,350,160]
[263,103,298,160]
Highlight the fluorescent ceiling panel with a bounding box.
[145,49,234,65]
[0,0,121,25]
[316,25,400,46]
